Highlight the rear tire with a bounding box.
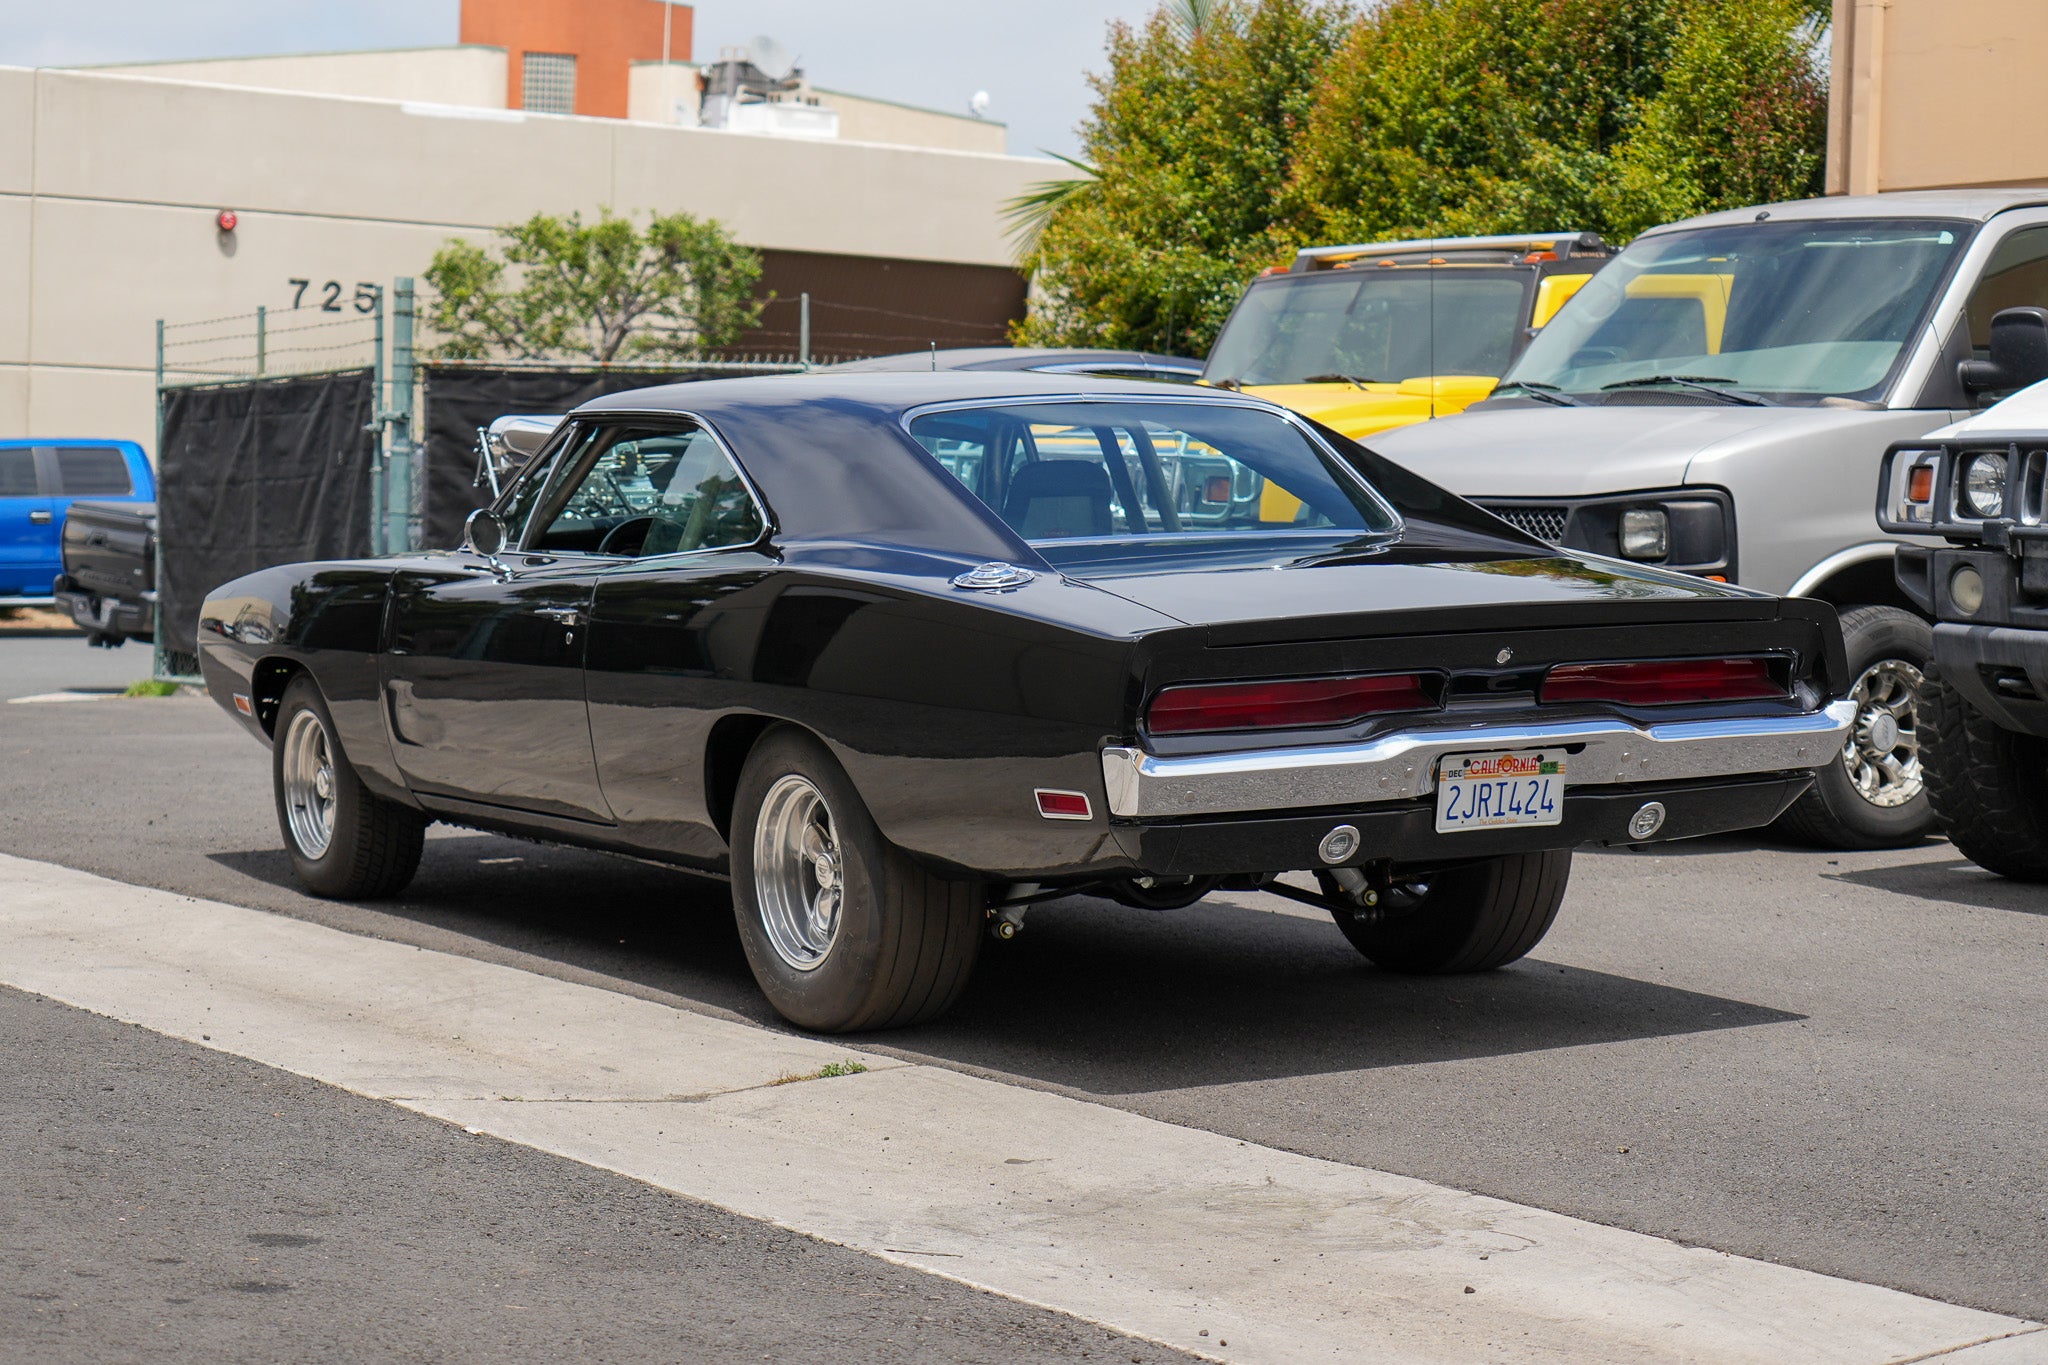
[1920,664,2048,881]
[1328,850,1570,973]
[1775,605,1935,849]
[731,726,983,1032]
[272,675,424,899]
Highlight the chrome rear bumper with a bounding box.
[1099,701,1856,819]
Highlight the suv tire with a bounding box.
[1327,850,1570,973]
[1920,663,2048,881]
[1776,605,1935,849]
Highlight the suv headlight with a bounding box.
[1619,508,1669,559]
[1962,450,2008,519]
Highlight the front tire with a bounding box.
[1920,665,2048,881]
[1328,850,1570,973]
[731,727,983,1032]
[1775,605,1935,849]
[273,676,424,899]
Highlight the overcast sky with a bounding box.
[0,1,1158,158]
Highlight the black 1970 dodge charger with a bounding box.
[198,373,1853,1032]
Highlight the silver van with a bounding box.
[1368,191,2048,847]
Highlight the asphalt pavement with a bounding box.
[1,635,2043,1337]
[0,984,1194,1365]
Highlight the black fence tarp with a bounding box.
[422,365,723,550]
[158,369,376,658]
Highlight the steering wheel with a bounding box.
[597,515,656,557]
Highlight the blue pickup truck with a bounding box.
[0,440,155,602]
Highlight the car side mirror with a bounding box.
[1959,305,2048,394]
[463,509,512,579]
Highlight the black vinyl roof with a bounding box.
[572,372,1260,562]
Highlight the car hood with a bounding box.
[1361,402,1912,497]
[1080,551,1776,640]
[1244,377,1499,442]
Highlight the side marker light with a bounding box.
[1035,789,1092,821]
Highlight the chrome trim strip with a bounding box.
[1099,701,1857,819]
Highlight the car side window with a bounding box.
[1965,226,2048,356]
[53,447,133,497]
[521,423,764,558]
[0,449,35,497]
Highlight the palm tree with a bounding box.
[1166,0,1236,43]
[1002,151,1098,258]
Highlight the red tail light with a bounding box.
[1542,658,1785,706]
[1148,673,1438,735]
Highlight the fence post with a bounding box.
[151,319,170,685]
[255,306,266,378]
[800,292,811,370]
[388,278,417,553]
[369,290,387,556]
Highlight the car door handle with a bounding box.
[534,607,583,626]
[28,511,52,525]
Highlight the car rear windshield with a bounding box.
[1204,269,1532,387]
[907,400,1399,565]
[1502,218,1970,403]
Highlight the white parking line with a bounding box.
[0,850,2038,1365]
[6,689,123,704]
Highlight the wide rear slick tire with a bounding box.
[1775,604,1935,850]
[731,727,983,1033]
[1329,850,1571,974]
[272,676,425,900]
[1920,665,2048,882]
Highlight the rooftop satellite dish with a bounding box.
[749,34,796,80]
[970,90,991,119]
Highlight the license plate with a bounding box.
[1435,750,1567,833]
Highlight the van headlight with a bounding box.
[1619,508,1670,559]
[1962,451,2008,519]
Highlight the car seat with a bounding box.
[1003,460,1114,539]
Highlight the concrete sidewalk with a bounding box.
[1,850,2038,1364]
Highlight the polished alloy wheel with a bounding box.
[752,773,844,971]
[1840,658,1924,809]
[280,708,338,858]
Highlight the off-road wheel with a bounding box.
[1919,664,2048,881]
[1327,850,1571,973]
[731,726,983,1032]
[273,675,425,899]
[1775,605,1936,849]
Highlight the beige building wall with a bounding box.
[0,65,1046,451]
[1829,0,2048,194]
[83,47,510,111]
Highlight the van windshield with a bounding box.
[1205,269,1533,387]
[907,400,1399,568]
[1502,218,1971,404]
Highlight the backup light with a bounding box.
[1147,672,1439,735]
[1542,658,1785,706]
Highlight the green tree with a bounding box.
[425,209,765,363]
[1014,0,1348,355]
[1020,0,1830,354]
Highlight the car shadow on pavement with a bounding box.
[1825,857,2048,916]
[209,837,1803,1097]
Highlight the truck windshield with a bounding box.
[1502,218,1971,404]
[1205,269,1532,386]
[908,400,1400,564]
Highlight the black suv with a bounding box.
[1880,411,2048,880]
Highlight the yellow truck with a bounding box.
[1203,232,1617,441]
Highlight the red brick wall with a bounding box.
[460,0,691,119]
